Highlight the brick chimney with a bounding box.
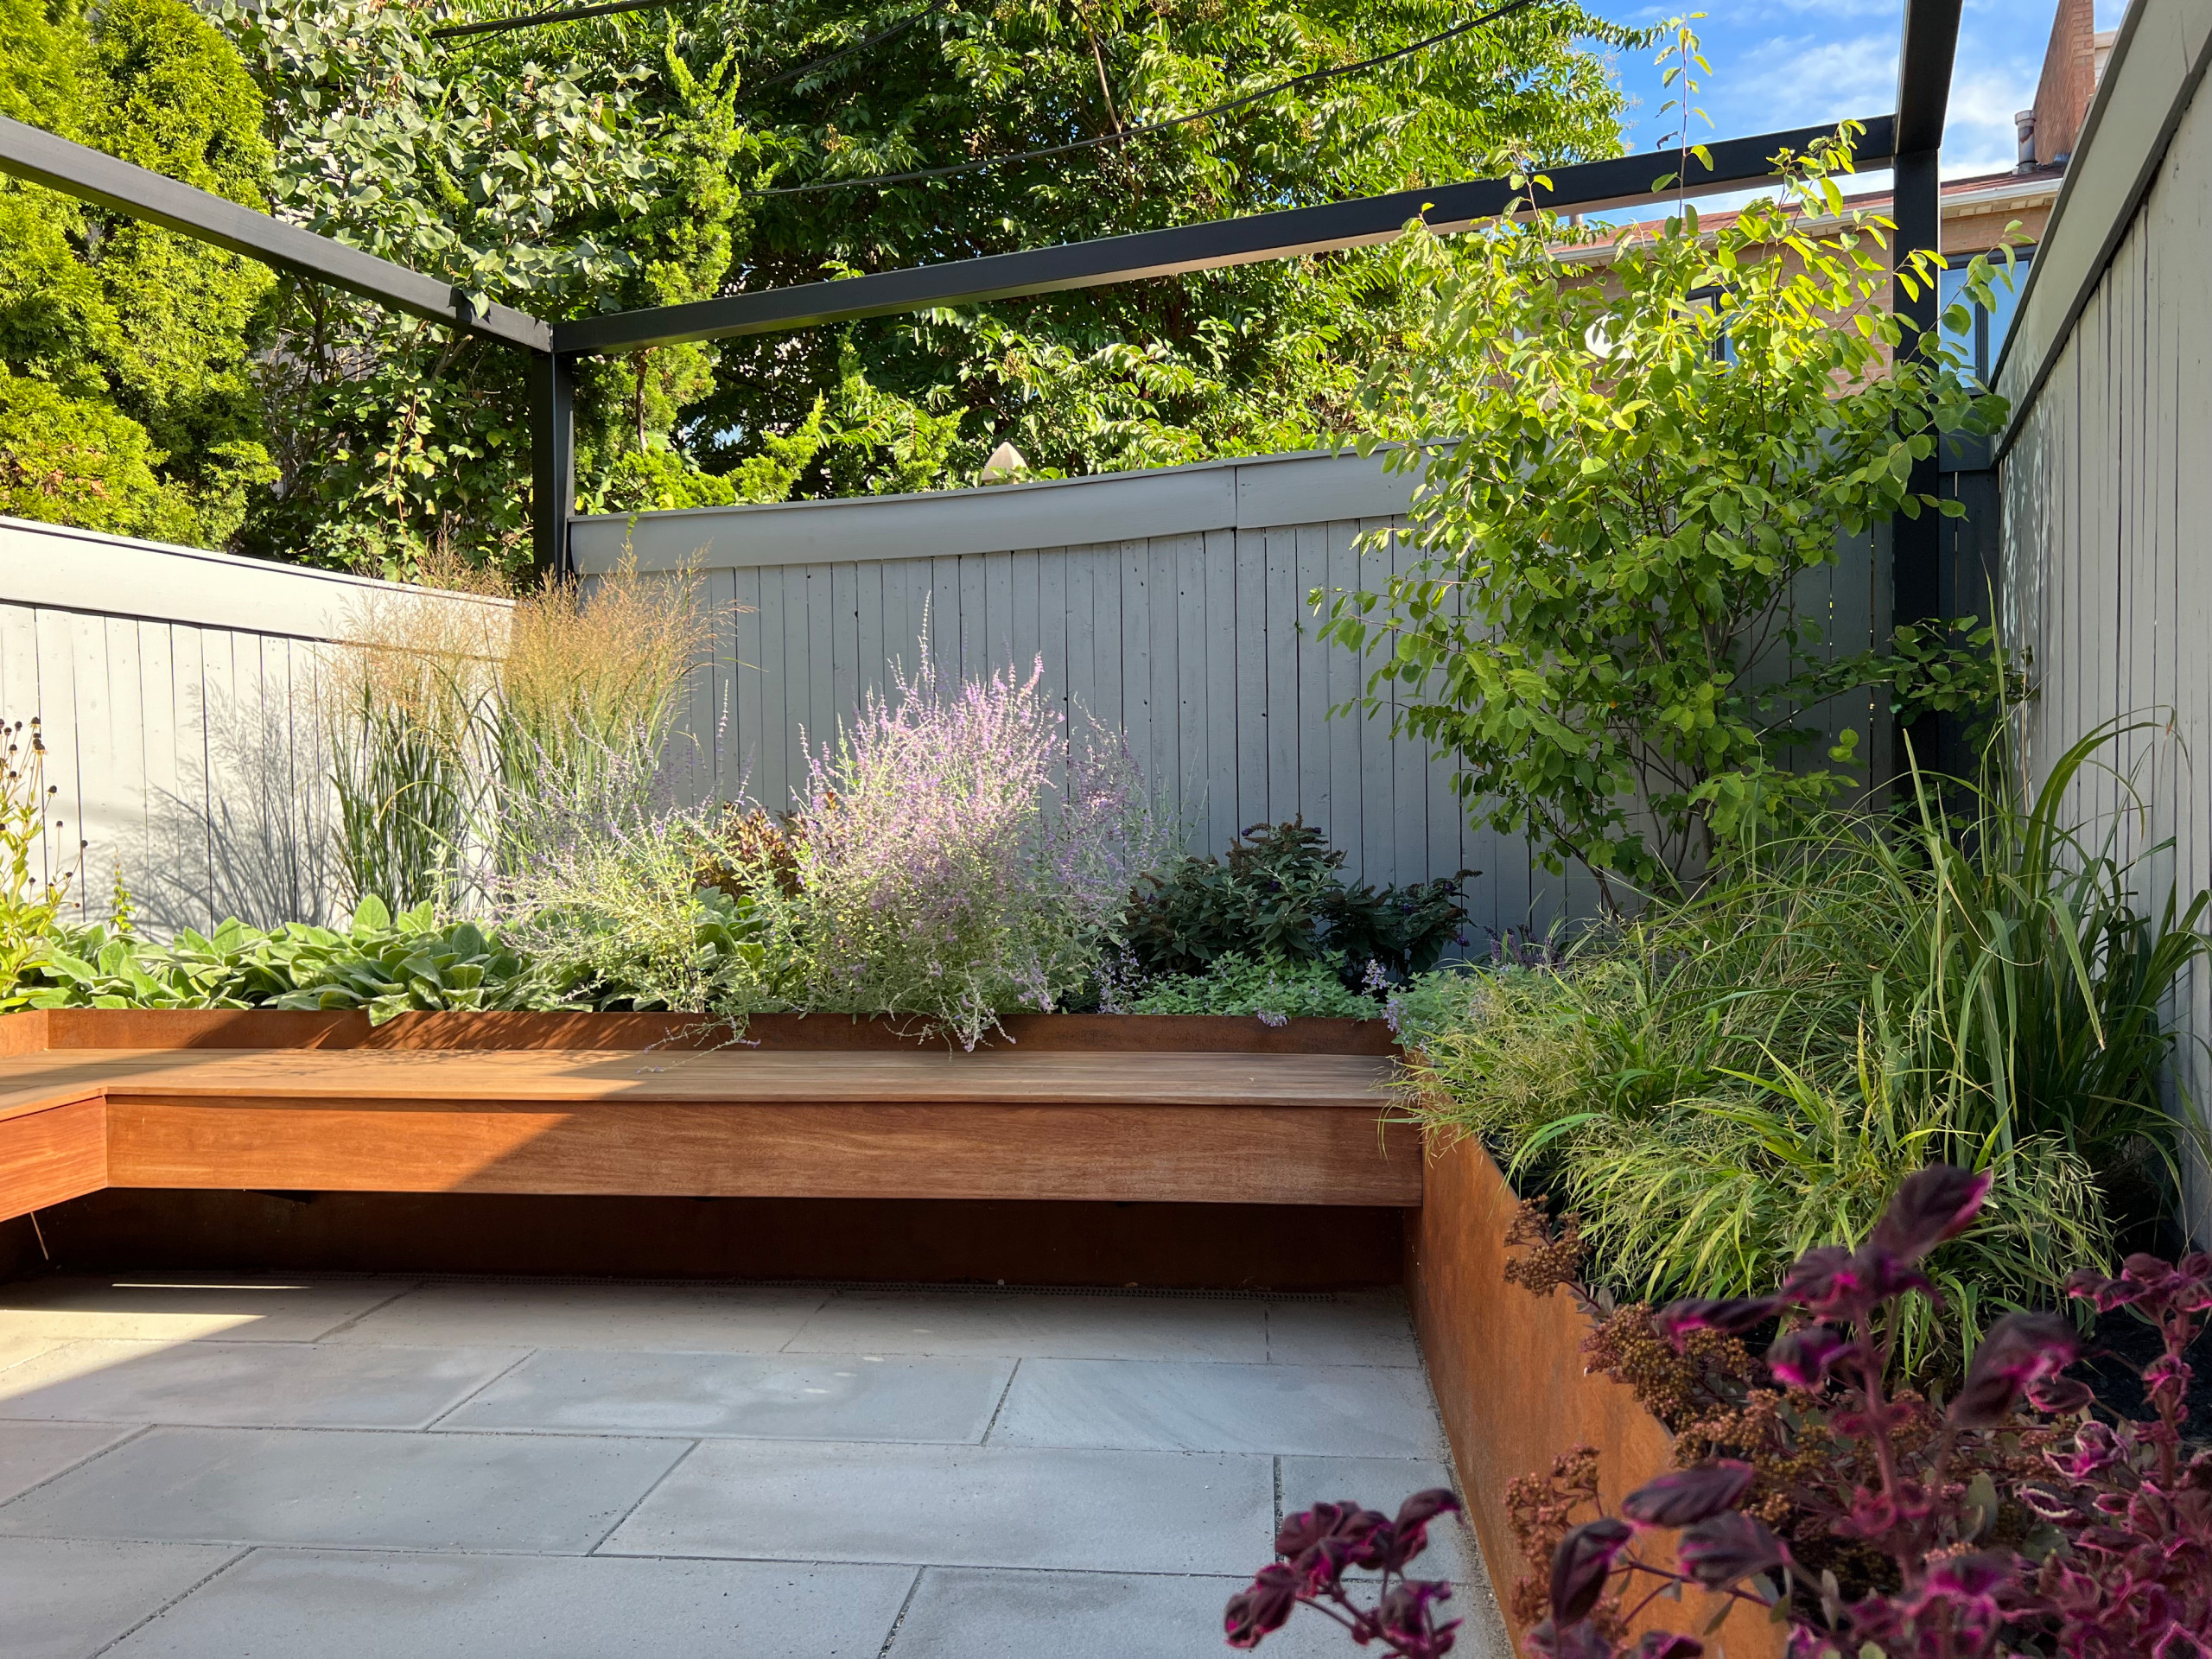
[2030,0,2098,166]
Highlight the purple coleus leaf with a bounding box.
[1780,1243,1929,1322]
[1765,1325,1852,1389]
[1224,1562,1299,1649]
[1951,1312,2081,1427]
[1636,1636,1705,1659]
[1550,1517,1634,1624]
[1869,1164,1993,1262]
[1621,1462,1757,1529]
[1376,1578,1459,1652]
[1675,1510,1789,1591]
[1368,1489,1460,1572]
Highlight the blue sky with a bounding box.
[1594,0,2132,181]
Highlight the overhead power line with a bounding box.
[430,0,676,41]
[742,0,1542,199]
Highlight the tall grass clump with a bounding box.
[494,557,712,870]
[323,555,507,911]
[1398,723,2204,1378]
[326,555,715,910]
[755,653,1173,1048]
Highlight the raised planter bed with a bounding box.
[1409,1131,1784,1659]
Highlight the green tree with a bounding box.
[0,0,274,546]
[210,0,760,575]
[681,0,1646,492]
[198,0,1641,570]
[1323,129,2013,908]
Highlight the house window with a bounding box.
[1940,248,2036,384]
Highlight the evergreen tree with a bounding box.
[0,0,274,546]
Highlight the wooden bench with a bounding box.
[0,1010,1414,1219]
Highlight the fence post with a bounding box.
[529,351,575,578]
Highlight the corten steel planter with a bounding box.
[1408,1131,1786,1659]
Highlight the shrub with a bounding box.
[493,556,713,873]
[1124,819,1469,988]
[1516,1166,2212,1659]
[751,654,1170,1047]
[1328,121,2013,903]
[1395,731,2201,1376]
[1118,950,1380,1023]
[495,794,778,1020]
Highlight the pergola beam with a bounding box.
[552,116,1898,357]
[0,115,551,352]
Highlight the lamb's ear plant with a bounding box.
[1329,112,2017,906]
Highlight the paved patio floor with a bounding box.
[0,1274,1510,1658]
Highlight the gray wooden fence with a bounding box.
[572,448,1885,941]
[1994,0,2212,1237]
[0,516,511,936]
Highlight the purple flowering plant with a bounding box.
[1525,1165,2212,1659]
[774,645,1170,1047]
[1225,1488,1468,1655]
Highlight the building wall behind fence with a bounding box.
[574,448,1885,941]
[0,517,511,937]
[1996,0,2212,1238]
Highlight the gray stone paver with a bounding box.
[0,1536,240,1659]
[783,1289,1271,1361]
[883,1566,1359,1658]
[0,1339,527,1428]
[990,1356,1449,1457]
[0,1274,1510,1657]
[327,1281,829,1352]
[0,1276,420,1344]
[102,1548,916,1657]
[436,1349,1013,1440]
[0,1425,690,1552]
[601,1439,1277,1572]
[0,1421,139,1503]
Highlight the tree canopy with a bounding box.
[0,0,274,543]
[3,0,1644,572]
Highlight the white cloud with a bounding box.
[1945,65,2038,175]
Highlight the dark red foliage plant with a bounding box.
[1224,1488,1465,1655]
[1516,1166,2212,1659]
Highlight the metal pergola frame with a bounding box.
[0,0,1962,591]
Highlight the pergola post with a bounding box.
[528,352,576,579]
[1890,0,1963,642]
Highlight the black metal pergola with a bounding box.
[0,0,1962,613]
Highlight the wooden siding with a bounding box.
[1998,0,2212,1238]
[583,452,1881,938]
[0,518,509,935]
